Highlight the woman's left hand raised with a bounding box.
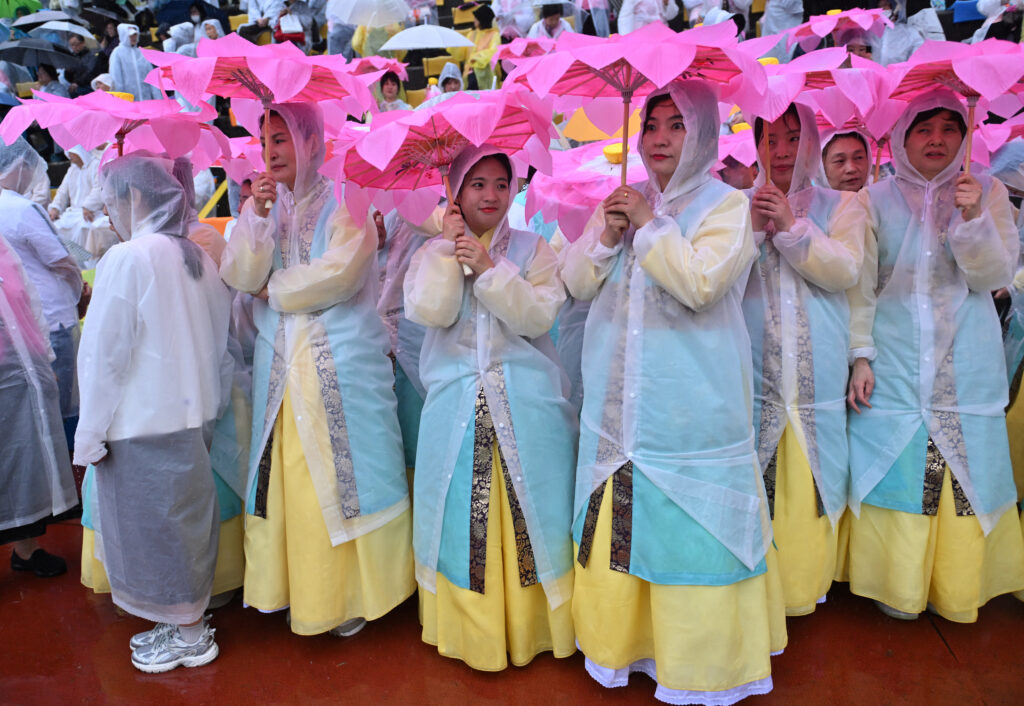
[603,186,654,230]
[455,235,494,276]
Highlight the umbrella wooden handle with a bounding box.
[263,105,274,211]
[442,172,473,277]
[620,95,630,187]
[964,99,977,177]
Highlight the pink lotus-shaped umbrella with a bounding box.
[978,111,1024,155]
[330,91,555,272]
[492,36,555,69]
[884,39,1024,173]
[504,21,764,186]
[524,136,646,243]
[144,33,378,207]
[0,90,219,158]
[718,129,757,170]
[786,8,893,52]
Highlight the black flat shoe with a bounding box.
[10,549,67,578]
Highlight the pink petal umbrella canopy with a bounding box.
[329,91,555,225]
[142,33,376,113]
[786,8,893,50]
[524,136,646,242]
[0,90,219,157]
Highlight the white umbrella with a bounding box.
[326,0,411,28]
[379,25,474,51]
[28,21,98,49]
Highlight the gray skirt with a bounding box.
[95,426,219,625]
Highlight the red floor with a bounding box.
[2,519,1022,705]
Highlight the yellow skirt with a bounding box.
[81,515,245,598]
[573,479,787,695]
[771,425,838,616]
[847,467,1024,622]
[243,391,415,636]
[1006,381,1024,500]
[419,438,576,671]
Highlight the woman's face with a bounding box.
[904,110,963,181]
[381,79,399,101]
[823,136,869,192]
[262,115,298,191]
[442,78,460,93]
[205,23,219,40]
[128,31,139,47]
[457,157,510,235]
[641,99,687,189]
[758,112,801,193]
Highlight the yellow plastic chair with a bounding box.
[229,14,248,31]
[150,27,158,43]
[422,55,451,77]
[255,30,272,45]
[406,88,427,108]
[453,7,476,25]
[16,82,38,98]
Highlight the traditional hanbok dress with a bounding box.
[844,90,1024,622]
[742,103,866,616]
[405,146,578,671]
[219,103,414,636]
[74,154,232,625]
[560,81,786,705]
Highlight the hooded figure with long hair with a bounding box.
[560,79,786,704]
[844,89,1024,622]
[219,103,414,638]
[74,153,232,673]
[743,103,866,618]
[404,145,578,671]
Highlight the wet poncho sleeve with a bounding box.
[473,237,566,338]
[404,238,465,328]
[267,204,376,314]
[559,209,623,302]
[947,179,1019,293]
[770,190,866,293]
[633,189,757,312]
[219,202,276,294]
[847,188,879,362]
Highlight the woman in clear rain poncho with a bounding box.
[74,153,232,672]
[844,89,1024,622]
[743,103,866,617]
[108,24,160,101]
[0,235,77,579]
[219,103,413,638]
[559,80,786,705]
[404,145,578,671]
[819,127,872,194]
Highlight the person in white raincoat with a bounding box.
[495,0,536,39]
[743,103,866,617]
[559,79,786,705]
[616,0,679,34]
[871,0,925,67]
[219,103,414,638]
[48,145,118,266]
[844,89,1024,622]
[0,235,77,579]
[109,24,160,101]
[74,153,232,672]
[405,145,578,671]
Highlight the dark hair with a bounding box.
[473,4,495,28]
[644,93,678,123]
[541,4,563,18]
[753,103,800,148]
[906,107,966,138]
[37,64,56,81]
[462,153,513,191]
[380,71,402,89]
[823,131,869,161]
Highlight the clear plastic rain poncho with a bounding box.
[494,0,535,39]
[219,103,409,546]
[989,139,1024,383]
[560,80,770,583]
[75,153,233,624]
[404,145,578,608]
[0,235,77,534]
[0,137,51,208]
[847,89,1020,533]
[743,103,865,527]
[164,21,195,53]
[109,24,160,100]
[438,61,464,92]
[871,1,925,66]
[617,0,680,34]
[50,145,116,264]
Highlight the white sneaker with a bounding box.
[131,625,219,674]
[129,616,209,651]
[874,600,919,621]
[329,618,366,637]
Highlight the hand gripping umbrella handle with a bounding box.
[263,106,274,211]
[443,172,473,277]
